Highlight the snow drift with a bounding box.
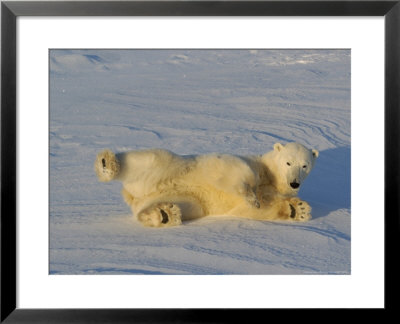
[49,49,351,275]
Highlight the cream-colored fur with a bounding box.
[94,143,318,227]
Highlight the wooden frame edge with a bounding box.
[1,1,399,322]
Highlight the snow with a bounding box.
[49,49,350,275]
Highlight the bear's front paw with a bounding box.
[240,184,260,208]
[243,192,260,208]
[137,203,182,227]
[288,198,311,221]
[94,149,120,182]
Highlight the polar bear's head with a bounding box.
[271,142,319,195]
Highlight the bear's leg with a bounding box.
[278,198,311,221]
[94,149,120,182]
[232,196,311,222]
[137,202,183,227]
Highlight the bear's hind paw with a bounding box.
[137,203,182,227]
[94,149,120,182]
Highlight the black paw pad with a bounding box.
[160,209,169,224]
[290,204,296,218]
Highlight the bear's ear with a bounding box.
[274,143,284,152]
[312,149,319,158]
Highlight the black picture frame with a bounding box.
[1,0,399,322]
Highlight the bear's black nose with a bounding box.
[290,182,300,189]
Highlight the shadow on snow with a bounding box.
[299,146,350,220]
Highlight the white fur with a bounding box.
[95,142,318,227]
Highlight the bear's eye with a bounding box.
[286,162,291,166]
[303,165,307,169]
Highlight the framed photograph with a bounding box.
[2,0,399,322]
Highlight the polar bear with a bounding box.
[94,142,318,227]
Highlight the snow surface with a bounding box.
[49,49,350,275]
